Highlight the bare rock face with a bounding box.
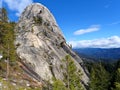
[15,3,89,86]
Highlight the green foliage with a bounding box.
[63,55,84,90]
[50,55,84,90]
[115,68,120,82]
[53,78,67,90]
[0,8,8,22]
[0,21,16,62]
[85,60,120,90]
[114,82,120,90]
[89,63,110,90]
[33,16,43,25]
[112,68,120,90]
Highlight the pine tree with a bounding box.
[0,22,16,61]
[89,63,110,90]
[51,55,84,90]
[1,8,8,22]
[53,79,67,90]
[63,55,84,90]
[113,68,120,90]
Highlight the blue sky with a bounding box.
[1,0,120,48]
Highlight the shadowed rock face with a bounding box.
[15,3,89,86]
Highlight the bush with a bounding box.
[33,16,43,25]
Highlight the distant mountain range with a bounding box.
[73,48,120,62]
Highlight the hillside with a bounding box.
[1,2,120,90]
[0,3,89,90]
[73,48,120,62]
[15,3,89,89]
[0,16,45,89]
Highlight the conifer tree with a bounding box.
[0,8,8,22]
[53,79,67,90]
[51,55,84,90]
[63,55,84,90]
[89,63,110,90]
[113,68,120,90]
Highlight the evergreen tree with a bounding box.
[53,79,67,90]
[113,68,120,90]
[0,8,8,22]
[51,55,84,90]
[0,22,16,61]
[89,63,110,90]
[63,55,84,90]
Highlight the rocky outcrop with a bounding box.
[15,3,89,87]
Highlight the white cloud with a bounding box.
[74,25,100,35]
[3,0,33,16]
[109,21,120,25]
[69,36,120,48]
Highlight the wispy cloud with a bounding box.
[109,21,120,25]
[3,0,33,16]
[74,25,100,35]
[69,36,120,48]
[104,0,112,8]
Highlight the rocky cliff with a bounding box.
[15,3,89,87]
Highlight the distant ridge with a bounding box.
[73,48,120,62]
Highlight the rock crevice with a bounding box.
[15,3,89,86]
